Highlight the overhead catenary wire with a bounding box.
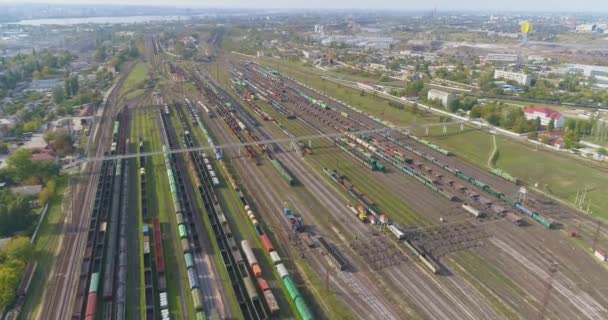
[78,120,469,162]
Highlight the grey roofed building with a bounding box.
[10,184,43,197]
[29,79,63,92]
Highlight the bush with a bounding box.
[0,237,34,311]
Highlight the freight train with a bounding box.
[161,144,205,319]
[323,168,388,225]
[251,64,558,229]
[489,168,519,185]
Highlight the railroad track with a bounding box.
[216,62,507,319]
[190,67,404,319]
[43,68,131,320]
[236,61,608,319]
[165,102,267,320]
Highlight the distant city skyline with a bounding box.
[2,0,608,12]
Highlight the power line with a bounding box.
[79,120,467,162]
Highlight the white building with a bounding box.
[558,64,608,88]
[427,89,454,108]
[575,24,597,33]
[560,64,608,77]
[367,63,387,72]
[494,70,532,86]
[301,50,321,60]
[524,107,565,128]
[483,54,520,63]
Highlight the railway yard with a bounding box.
[30,33,608,320]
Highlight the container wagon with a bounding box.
[243,276,259,300]
[462,203,482,217]
[389,225,405,240]
[241,240,262,277]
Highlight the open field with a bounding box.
[121,62,149,98]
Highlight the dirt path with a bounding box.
[487,134,498,168]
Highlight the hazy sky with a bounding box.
[3,0,608,12]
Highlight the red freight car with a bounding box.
[153,218,166,273]
[257,278,270,292]
[260,234,274,253]
[85,292,98,317]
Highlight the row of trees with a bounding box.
[469,104,539,133]
[2,149,61,186]
[0,149,60,237]
[433,63,470,84]
[561,118,596,149]
[0,50,73,98]
[0,237,34,311]
[447,96,477,112]
[0,191,35,237]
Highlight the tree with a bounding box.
[548,119,555,132]
[0,191,34,236]
[0,264,21,310]
[94,47,107,62]
[38,179,56,206]
[44,131,73,157]
[71,77,79,96]
[597,147,607,156]
[478,71,495,91]
[53,86,65,104]
[0,236,33,311]
[469,105,482,118]
[64,76,79,98]
[41,65,51,78]
[448,98,461,112]
[500,108,523,129]
[563,130,580,149]
[0,143,8,154]
[6,149,35,182]
[535,116,541,131]
[405,80,424,97]
[23,120,41,133]
[486,112,501,126]
[1,237,34,261]
[5,149,59,184]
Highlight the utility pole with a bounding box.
[537,263,558,320]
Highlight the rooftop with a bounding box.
[524,107,563,120]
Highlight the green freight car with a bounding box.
[366,157,386,172]
[178,224,188,239]
[184,253,194,269]
[192,288,204,310]
[471,179,487,189]
[113,121,120,137]
[270,159,295,186]
[89,272,100,293]
[482,186,504,199]
[455,171,470,181]
[195,311,206,320]
[282,275,300,300]
[532,213,556,229]
[489,168,519,184]
[295,296,314,320]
